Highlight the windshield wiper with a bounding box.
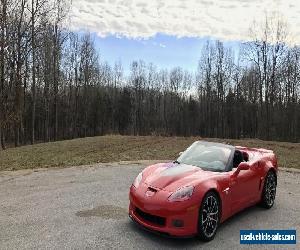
[173,160,180,164]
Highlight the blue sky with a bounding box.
[94,34,205,72]
[92,33,241,73]
[69,0,300,72]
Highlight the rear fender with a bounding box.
[260,160,277,190]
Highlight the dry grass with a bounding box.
[0,135,299,171]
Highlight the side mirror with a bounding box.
[232,162,249,177]
[237,162,250,171]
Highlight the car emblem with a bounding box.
[223,187,230,195]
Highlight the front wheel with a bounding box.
[261,171,277,208]
[197,191,220,241]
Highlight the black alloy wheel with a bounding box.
[261,171,277,208]
[197,191,220,241]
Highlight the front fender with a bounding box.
[193,177,231,223]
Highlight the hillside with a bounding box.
[0,135,299,171]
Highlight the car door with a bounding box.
[229,161,260,214]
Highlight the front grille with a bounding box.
[135,207,166,227]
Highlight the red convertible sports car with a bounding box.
[129,140,278,241]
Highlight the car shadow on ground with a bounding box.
[123,205,267,248]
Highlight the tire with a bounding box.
[197,191,220,241]
[261,171,277,209]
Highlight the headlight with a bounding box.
[168,186,194,202]
[133,172,143,188]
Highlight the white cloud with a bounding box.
[69,0,300,43]
[151,41,166,48]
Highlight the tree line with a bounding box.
[0,1,299,149]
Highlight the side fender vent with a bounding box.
[147,186,158,193]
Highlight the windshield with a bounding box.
[176,141,233,171]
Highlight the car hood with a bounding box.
[144,162,219,191]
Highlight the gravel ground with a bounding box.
[0,161,299,250]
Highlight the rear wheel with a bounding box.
[197,191,220,241]
[261,171,277,208]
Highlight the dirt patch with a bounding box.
[76,205,127,219]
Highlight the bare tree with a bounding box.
[0,6,299,147]
[0,0,8,149]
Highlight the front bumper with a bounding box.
[129,184,199,237]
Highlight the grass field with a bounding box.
[0,135,299,171]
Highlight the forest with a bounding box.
[0,0,299,150]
